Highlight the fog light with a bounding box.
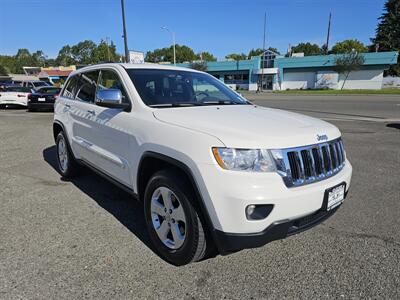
[245,204,274,220]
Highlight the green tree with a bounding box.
[333,52,365,90]
[0,64,8,76]
[225,53,247,61]
[145,44,197,63]
[371,0,400,76]
[71,40,97,65]
[331,39,368,54]
[197,51,217,61]
[92,40,120,63]
[291,43,322,56]
[14,49,36,73]
[56,45,76,66]
[0,55,17,74]
[32,50,47,67]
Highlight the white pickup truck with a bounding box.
[53,63,352,265]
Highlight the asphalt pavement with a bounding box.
[0,94,399,299]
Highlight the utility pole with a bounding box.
[325,12,332,55]
[106,37,111,62]
[121,0,129,63]
[260,12,266,92]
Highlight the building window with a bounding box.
[224,73,249,84]
[261,50,277,68]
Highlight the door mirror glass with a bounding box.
[95,89,126,108]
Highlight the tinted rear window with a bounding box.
[6,86,31,93]
[37,87,60,94]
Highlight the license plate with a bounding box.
[38,97,46,102]
[326,184,345,210]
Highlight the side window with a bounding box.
[75,70,100,103]
[62,75,79,99]
[98,70,130,104]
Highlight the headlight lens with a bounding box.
[212,148,276,172]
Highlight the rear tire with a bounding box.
[144,169,207,266]
[55,131,79,178]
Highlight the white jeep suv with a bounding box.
[53,63,352,265]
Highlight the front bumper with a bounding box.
[198,160,352,234]
[214,189,347,254]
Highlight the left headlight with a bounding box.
[212,148,276,172]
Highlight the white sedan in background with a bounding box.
[0,86,33,108]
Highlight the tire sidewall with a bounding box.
[144,171,201,266]
[56,132,71,177]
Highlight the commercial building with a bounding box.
[23,66,76,85]
[177,50,398,91]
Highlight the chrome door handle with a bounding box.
[65,104,71,109]
[87,110,96,115]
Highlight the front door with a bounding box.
[80,69,133,187]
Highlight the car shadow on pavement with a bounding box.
[386,123,400,130]
[42,146,156,255]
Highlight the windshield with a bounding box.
[126,69,248,107]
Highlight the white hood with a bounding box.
[153,105,341,149]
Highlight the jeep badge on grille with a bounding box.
[317,134,328,141]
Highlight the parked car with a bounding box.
[27,86,61,111]
[53,63,352,266]
[0,86,33,108]
[22,80,52,90]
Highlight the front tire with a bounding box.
[56,131,79,178]
[144,169,207,266]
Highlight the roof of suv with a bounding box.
[72,62,202,75]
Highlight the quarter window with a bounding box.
[75,71,100,103]
[62,75,79,99]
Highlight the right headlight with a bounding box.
[212,148,277,172]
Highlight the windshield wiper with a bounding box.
[200,100,248,105]
[149,102,202,108]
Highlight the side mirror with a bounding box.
[95,89,129,109]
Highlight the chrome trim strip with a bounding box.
[273,138,346,188]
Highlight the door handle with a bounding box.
[87,110,96,115]
[65,104,71,109]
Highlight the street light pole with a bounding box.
[162,26,176,65]
[121,0,129,63]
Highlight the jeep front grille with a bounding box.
[271,138,346,188]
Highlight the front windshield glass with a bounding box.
[126,69,248,107]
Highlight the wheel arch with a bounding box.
[137,151,217,236]
[53,120,65,142]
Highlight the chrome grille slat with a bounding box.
[277,138,346,188]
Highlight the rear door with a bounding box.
[68,70,101,163]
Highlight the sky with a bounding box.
[0,0,387,60]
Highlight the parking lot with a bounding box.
[0,94,399,299]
